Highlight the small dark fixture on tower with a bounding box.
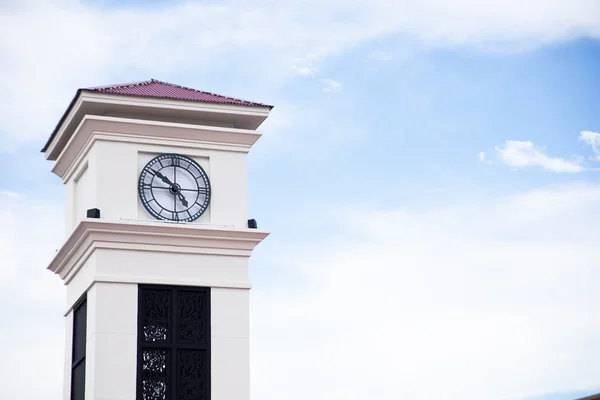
[247,219,258,229]
[87,208,100,219]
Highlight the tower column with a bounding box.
[43,79,272,400]
[85,282,138,399]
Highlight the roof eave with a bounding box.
[41,89,82,153]
[42,91,272,161]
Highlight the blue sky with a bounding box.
[1,1,600,399]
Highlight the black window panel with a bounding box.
[71,361,86,400]
[71,296,87,400]
[137,285,210,400]
[72,299,87,364]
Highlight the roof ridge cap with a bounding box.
[85,79,153,91]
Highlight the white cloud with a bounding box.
[2,2,600,398]
[0,190,22,198]
[1,0,600,147]
[0,193,64,399]
[579,131,600,160]
[251,183,600,400]
[320,78,343,92]
[293,66,318,76]
[4,175,600,399]
[479,151,492,164]
[496,140,585,173]
[367,51,396,62]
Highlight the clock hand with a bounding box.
[176,192,188,207]
[154,170,174,186]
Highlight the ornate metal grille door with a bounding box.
[137,285,210,400]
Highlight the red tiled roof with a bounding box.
[42,79,272,152]
[85,79,272,108]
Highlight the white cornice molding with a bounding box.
[48,219,270,282]
[80,91,272,116]
[45,92,270,160]
[94,276,252,290]
[52,115,262,180]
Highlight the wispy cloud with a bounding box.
[479,151,492,164]
[367,51,395,62]
[252,183,600,400]
[0,193,64,399]
[0,190,22,199]
[6,182,600,399]
[292,66,318,76]
[320,78,342,92]
[495,140,585,173]
[2,0,600,148]
[579,131,600,160]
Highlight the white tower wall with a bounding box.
[45,89,271,400]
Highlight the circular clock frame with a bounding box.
[138,153,211,222]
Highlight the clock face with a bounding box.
[138,153,211,222]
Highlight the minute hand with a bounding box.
[154,170,174,186]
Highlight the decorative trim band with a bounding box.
[53,115,262,179]
[48,219,270,281]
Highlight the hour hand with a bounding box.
[176,192,188,207]
[154,170,173,186]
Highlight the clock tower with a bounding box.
[43,79,272,400]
